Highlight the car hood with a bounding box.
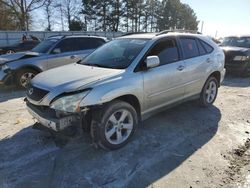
[221,46,249,53]
[0,51,41,65]
[31,63,124,92]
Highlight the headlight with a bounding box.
[50,90,90,113]
[0,64,9,71]
[233,56,249,61]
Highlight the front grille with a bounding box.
[26,85,49,101]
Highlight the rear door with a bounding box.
[179,37,214,98]
[142,38,186,112]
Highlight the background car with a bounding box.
[0,35,107,88]
[0,36,40,55]
[220,35,250,76]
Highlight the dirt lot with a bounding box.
[0,76,250,188]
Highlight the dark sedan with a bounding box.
[0,40,40,55]
[220,36,250,76]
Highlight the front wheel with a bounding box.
[199,77,218,107]
[91,100,138,150]
[16,69,38,88]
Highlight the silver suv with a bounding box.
[26,32,225,150]
[0,35,106,88]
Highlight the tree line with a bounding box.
[0,0,199,32]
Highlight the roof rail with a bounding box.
[156,29,202,36]
[122,32,153,36]
[48,35,66,38]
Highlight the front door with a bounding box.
[142,38,186,113]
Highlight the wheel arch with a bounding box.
[14,65,42,74]
[208,71,221,86]
[114,94,142,120]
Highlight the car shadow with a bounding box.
[222,75,250,88]
[0,102,221,188]
[0,85,26,102]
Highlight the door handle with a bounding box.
[206,58,212,63]
[177,65,185,71]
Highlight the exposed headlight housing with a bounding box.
[0,64,9,71]
[50,90,90,113]
[233,55,249,61]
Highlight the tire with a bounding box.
[199,77,218,107]
[16,69,38,88]
[90,100,138,150]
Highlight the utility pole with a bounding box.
[60,4,64,31]
[200,21,204,33]
[215,30,218,38]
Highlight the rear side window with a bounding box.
[148,39,179,66]
[200,40,213,53]
[197,40,207,55]
[180,38,199,59]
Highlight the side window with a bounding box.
[54,38,75,53]
[87,38,105,49]
[77,38,105,50]
[197,40,207,55]
[200,40,213,53]
[148,39,179,66]
[180,38,199,59]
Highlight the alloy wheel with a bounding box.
[20,72,35,88]
[205,80,217,103]
[104,109,134,145]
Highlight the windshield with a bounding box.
[31,39,58,53]
[81,38,149,69]
[221,37,250,48]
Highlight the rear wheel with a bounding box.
[16,69,38,88]
[91,100,138,150]
[199,77,218,107]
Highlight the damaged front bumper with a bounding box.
[26,102,81,132]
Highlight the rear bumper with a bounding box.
[26,102,79,131]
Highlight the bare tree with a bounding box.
[44,0,53,31]
[61,0,82,30]
[0,0,47,31]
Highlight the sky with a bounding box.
[180,0,250,38]
[33,0,250,38]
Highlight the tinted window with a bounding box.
[32,39,58,53]
[77,38,105,50]
[148,39,179,65]
[201,40,213,53]
[180,38,199,59]
[197,40,207,55]
[55,38,75,53]
[55,38,105,53]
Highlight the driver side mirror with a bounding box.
[145,56,160,69]
[52,48,61,54]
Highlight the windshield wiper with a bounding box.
[83,63,113,69]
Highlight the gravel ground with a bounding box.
[0,76,249,188]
